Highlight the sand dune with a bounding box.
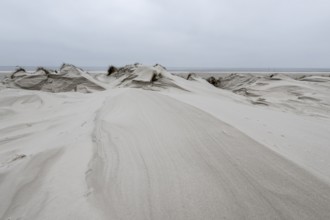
[1,65,330,219]
[2,64,106,93]
[207,73,330,117]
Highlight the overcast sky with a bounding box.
[1,0,329,68]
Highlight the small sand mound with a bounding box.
[2,63,188,92]
[210,73,330,117]
[2,64,106,93]
[218,74,260,90]
[298,75,330,82]
[102,63,186,90]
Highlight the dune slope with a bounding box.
[0,87,330,219]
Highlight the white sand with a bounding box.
[1,64,330,219]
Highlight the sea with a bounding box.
[1,66,330,72]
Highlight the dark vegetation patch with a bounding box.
[11,67,26,78]
[36,67,51,75]
[107,65,118,76]
[186,73,197,80]
[206,76,221,87]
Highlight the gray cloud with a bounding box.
[1,0,329,67]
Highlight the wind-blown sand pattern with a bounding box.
[1,64,330,219]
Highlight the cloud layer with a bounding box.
[1,0,329,67]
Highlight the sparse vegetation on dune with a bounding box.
[107,65,118,76]
[154,63,167,70]
[11,67,26,78]
[14,67,26,73]
[36,67,51,75]
[186,73,196,80]
[60,63,67,70]
[206,76,221,87]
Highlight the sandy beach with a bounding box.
[1,64,330,219]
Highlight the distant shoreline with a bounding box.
[1,66,330,73]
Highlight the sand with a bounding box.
[1,64,330,219]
